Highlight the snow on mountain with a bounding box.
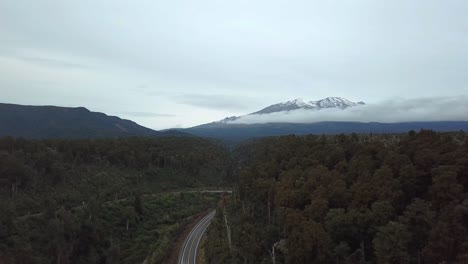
[252,97,364,115]
[216,97,364,124]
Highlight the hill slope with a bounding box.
[0,103,174,138]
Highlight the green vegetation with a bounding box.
[0,136,231,263]
[2,131,468,263]
[205,131,468,264]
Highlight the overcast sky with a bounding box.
[1,0,467,129]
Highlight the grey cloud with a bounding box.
[2,1,467,100]
[230,96,468,124]
[173,94,258,111]
[1,1,468,129]
[121,112,175,118]
[18,56,88,69]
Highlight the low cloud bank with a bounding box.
[229,96,468,124]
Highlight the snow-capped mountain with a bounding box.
[214,97,365,124]
[252,97,365,115]
[183,96,468,143]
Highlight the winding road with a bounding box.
[179,210,216,264]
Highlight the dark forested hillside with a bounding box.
[185,121,468,144]
[205,131,468,264]
[0,103,185,138]
[2,131,468,263]
[0,136,232,263]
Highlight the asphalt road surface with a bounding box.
[179,210,216,264]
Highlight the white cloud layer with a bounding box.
[230,96,468,124]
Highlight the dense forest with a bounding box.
[0,136,232,263]
[205,131,468,264]
[2,131,468,263]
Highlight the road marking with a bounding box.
[187,211,215,264]
[180,214,208,262]
[183,212,212,263]
[183,212,213,264]
[192,213,214,263]
[179,210,216,264]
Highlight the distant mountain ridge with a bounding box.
[0,103,183,139]
[182,96,468,143]
[185,121,468,144]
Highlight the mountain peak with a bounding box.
[289,98,308,106]
[252,97,364,115]
[315,97,359,108]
